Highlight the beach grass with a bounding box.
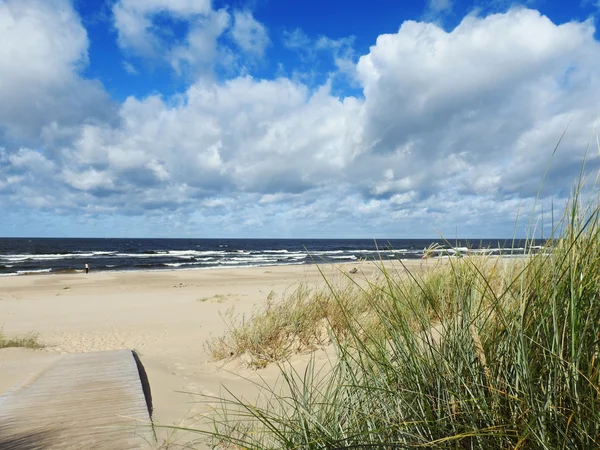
[0,330,42,349]
[189,145,600,448]
[207,282,376,369]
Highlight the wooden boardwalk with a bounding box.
[0,350,155,449]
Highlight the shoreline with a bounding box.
[0,251,529,278]
[0,260,313,277]
[0,256,424,278]
[0,237,541,279]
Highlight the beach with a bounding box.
[0,262,423,447]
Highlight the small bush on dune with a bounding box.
[0,331,42,349]
[207,281,381,369]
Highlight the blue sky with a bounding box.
[1,0,600,238]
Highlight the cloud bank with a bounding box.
[1,2,599,237]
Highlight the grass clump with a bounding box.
[207,260,496,370]
[208,282,382,369]
[0,330,42,349]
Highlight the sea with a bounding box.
[0,238,543,276]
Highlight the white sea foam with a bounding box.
[270,252,307,258]
[113,250,228,258]
[166,261,220,267]
[16,268,52,275]
[167,250,205,256]
[207,261,305,270]
[1,254,73,262]
[221,257,279,264]
[310,250,345,255]
[1,251,118,261]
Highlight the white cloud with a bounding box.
[230,10,269,57]
[3,6,600,237]
[0,0,113,144]
[60,77,362,201]
[315,35,357,79]
[423,0,453,23]
[63,168,116,192]
[283,29,356,70]
[123,61,138,75]
[282,28,312,51]
[356,8,600,199]
[259,193,296,204]
[113,0,269,75]
[427,0,452,14]
[112,0,213,57]
[0,0,87,84]
[113,0,230,75]
[169,8,230,75]
[280,29,358,90]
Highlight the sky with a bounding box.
[1,0,600,238]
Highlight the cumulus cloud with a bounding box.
[315,35,357,79]
[0,0,114,145]
[230,10,269,57]
[112,0,213,57]
[169,8,230,75]
[422,0,453,24]
[281,28,358,88]
[2,6,600,237]
[356,8,600,199]
[61,77,361,199]
[113,0,269,76]
[427,0,453,15]
[281,28,312,52]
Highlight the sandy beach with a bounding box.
[0,261,424,448]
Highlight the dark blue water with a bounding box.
[0,238,543,276]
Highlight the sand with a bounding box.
[0,261,423,448]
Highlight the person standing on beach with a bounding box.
[85,263,89,274]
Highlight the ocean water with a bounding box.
[0,238,542,276]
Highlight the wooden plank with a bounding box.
[0,350,155,449]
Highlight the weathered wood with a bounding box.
[0,350,155,449]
